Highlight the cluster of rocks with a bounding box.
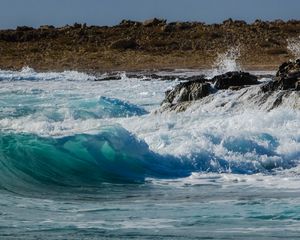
[95,72,206,81]
[161,59,300,111]
[261,59,300,92]
[275,59,300,90]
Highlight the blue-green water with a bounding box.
[0,68,300,239]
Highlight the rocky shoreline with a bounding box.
[160,59,300,112]
[0,19,299,71]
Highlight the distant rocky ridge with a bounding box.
[0,19,299,71]
[161,59,300,111]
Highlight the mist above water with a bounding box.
[208,46,242,78]
[287,36,300,59]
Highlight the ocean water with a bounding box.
[0,66,300,240]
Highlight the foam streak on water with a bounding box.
[0,68,300,239]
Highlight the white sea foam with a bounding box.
[0,68,299,184]
[207,46,242,78]
[0,66,97,81]
[149,165,300,190]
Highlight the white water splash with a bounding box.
[0,68,299,181]
[0,66,97,81]
[208,46,242,78]
[287,36,300,59]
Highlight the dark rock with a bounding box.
[147,74,178,81]
[16,26,34,31]
[125,73,206,81]
[183,75,207,81]
[269,92,285,110]
[161,80,212,109]
[260,81,279,92]
[229,86,243,91]
[274,59,300,90]
[212,71,259,90]
[125,73,144,79]
[73,23,83,29]
[295,81,300,90]
[95,75,122,81]
[143,18,167,27]
[119,20,141,27]
[110,38,138,50]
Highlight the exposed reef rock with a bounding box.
[212,71,258,90]
[262,59,300,91]
[161,79,212,111]
[275,59,300,90]
[161,71,261,111]
[161,63,300,112]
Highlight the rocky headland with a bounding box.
[0,19,299,72]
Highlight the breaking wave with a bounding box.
[0,125,298,192]
[0,67,299,194]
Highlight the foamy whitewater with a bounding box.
[0,64,300,239]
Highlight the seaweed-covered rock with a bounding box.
[212,71,259,90]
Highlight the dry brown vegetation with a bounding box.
[0,19,299,72]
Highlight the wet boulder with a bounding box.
[262,59,300,92]
[161,79,212,111]
[212,71,259,90]
[275,59,300,90]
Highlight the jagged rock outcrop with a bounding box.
[161,79,212,111]
[261,59,300,92]
[275,59,300,90]
[212,71,259,90]
[160,69,298,112]
[161,71,262,111]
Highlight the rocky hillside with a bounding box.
[0,19,299,71]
